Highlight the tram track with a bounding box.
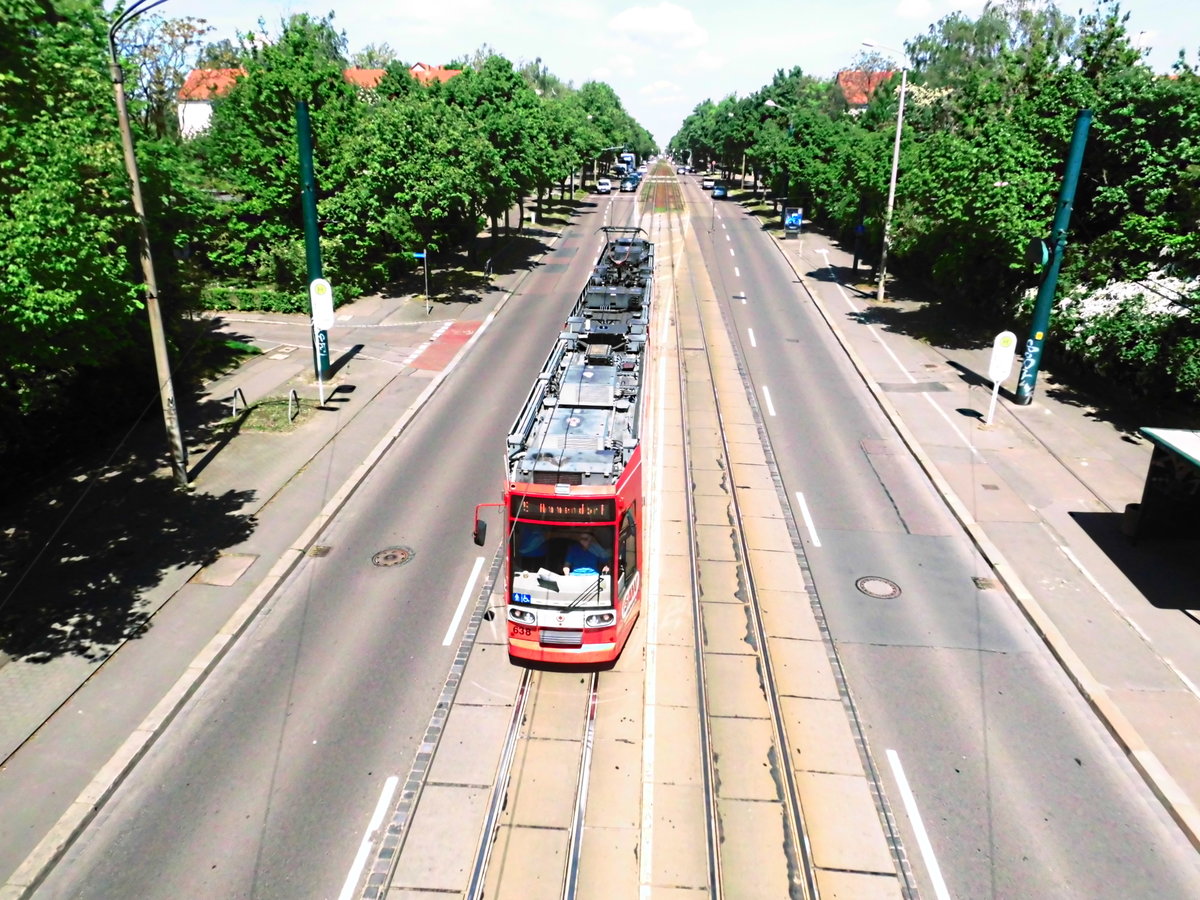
[659,193,820,898]
[358,169,904,899]
[466,668,601,900]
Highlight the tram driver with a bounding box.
[562,531,610,576]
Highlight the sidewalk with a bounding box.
[0,191,585,766]
[0,288,485,761]
[773,225,1200,848]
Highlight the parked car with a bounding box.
[711,183,728,199]
[701,177,715,190]
[597,178,612,194]
[620,177,637,192]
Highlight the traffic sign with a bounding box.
[309,277,335,331]
[988,330,1018,384]
[412,252,426,259]
[985,330,1018,425]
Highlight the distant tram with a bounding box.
[474,227,653,664]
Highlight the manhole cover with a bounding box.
[856,576,901,599]
[372,546,415,567]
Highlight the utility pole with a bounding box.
[108,0,189,488]
[876,66,907,302]
[1015,109,1093,405]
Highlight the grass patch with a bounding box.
[223,339,261,356]
[236,394,321,432]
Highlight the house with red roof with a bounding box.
[836,70,896,113]
[176,66,403,137]
[407,62,462,85]
[177,68,244,137]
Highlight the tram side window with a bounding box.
[618,506,638,592]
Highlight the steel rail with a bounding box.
[679,193,820,899]
[465,666,535,899]
[663,200,725,898]
[562,671,601,899]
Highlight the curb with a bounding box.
[767,229,1200,852]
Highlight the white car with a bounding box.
[596,178,612,194]
[701,177,715,190]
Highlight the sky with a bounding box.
[179,0,1199,148]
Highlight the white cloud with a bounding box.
[611,2,707,50]
[528,0,604,22]
[895,0,934,20]
[595,54,637,79]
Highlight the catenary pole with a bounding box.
[1015,109,1093,405]
[296,101,331,379]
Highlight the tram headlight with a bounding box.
[585,612,615,627]
[508,607,536,625]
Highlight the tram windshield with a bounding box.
[511,522,615,607]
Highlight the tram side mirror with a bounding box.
[473,520,487,546]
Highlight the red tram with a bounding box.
[474,227,653,664]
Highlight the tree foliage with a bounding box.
[671,0,1200,402]
[0,0,148,457]
[0,2,657,480]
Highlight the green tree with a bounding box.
[0,0,153,466]
[351,42,397,69]
[444,54,542,239]
[189,13,362,298]
[116,12,213,138]
[322,90,496,286]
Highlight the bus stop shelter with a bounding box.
[1126,427,1200,540]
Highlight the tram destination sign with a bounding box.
[511,496,616,523]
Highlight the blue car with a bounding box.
[711,183,728,199]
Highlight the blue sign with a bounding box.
[512,592,531,604]
[412,251,426,259]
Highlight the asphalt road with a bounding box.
[684,177,1200,899]
[34,197,645,899]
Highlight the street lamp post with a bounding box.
[762,99,788,208]
[108,0,189,488]
[863,41,908,303]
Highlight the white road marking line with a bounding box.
[748,328,757,348]
[721,222,727,229]
[887,749,952,900]
[729,248,735,257]
[734,266,740,277]
[443,556,485,646]
[725,234,731,241]
[794,492,821,547]
[338,775,400,900]
[762,385,776,417]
